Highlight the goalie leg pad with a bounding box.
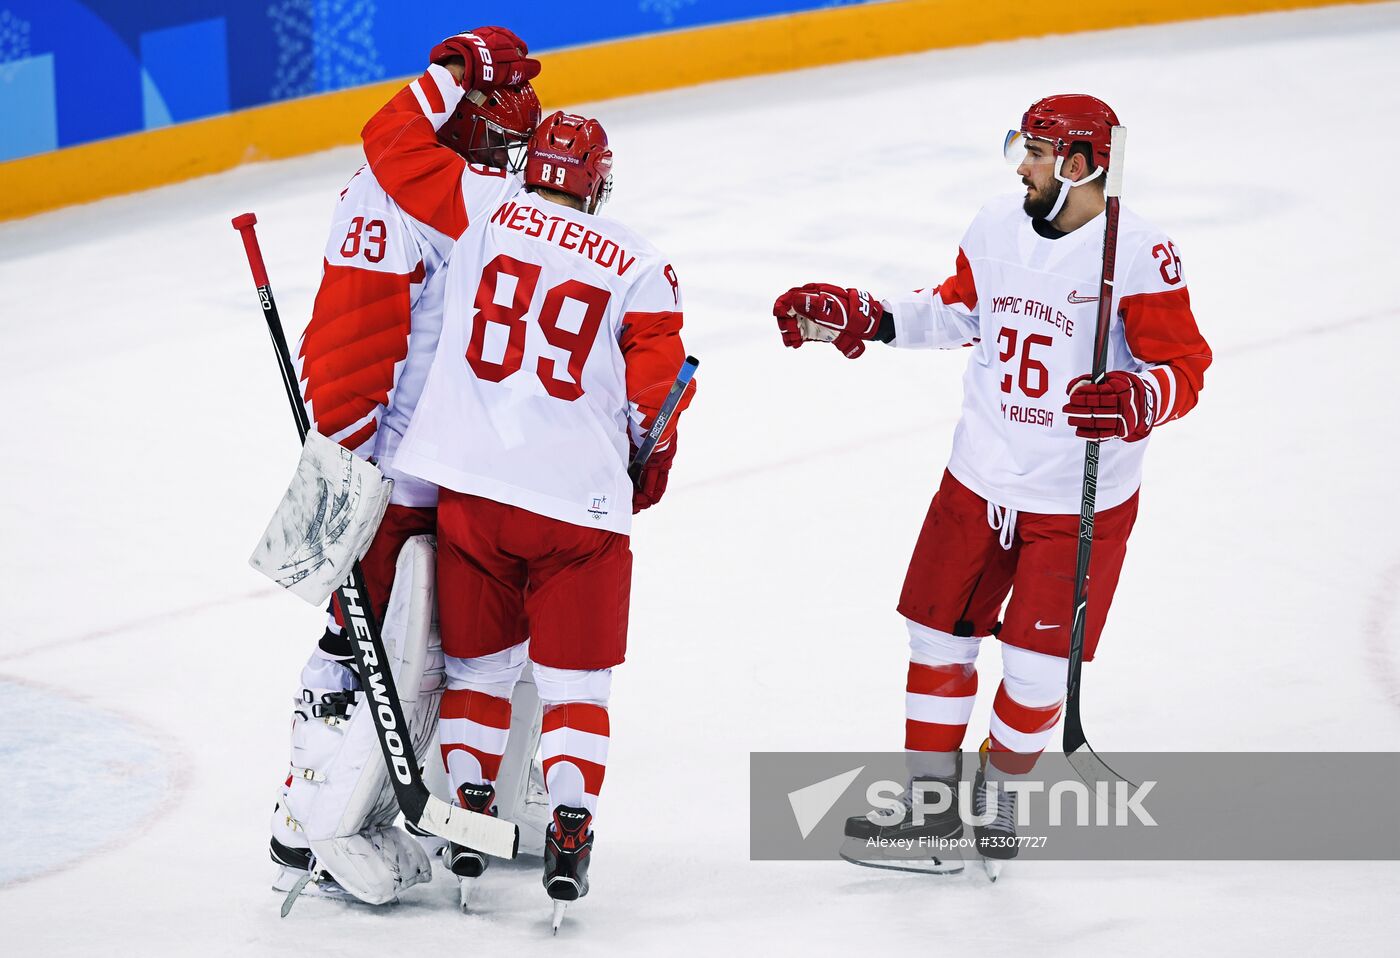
[280,534,445,905]
[497,662,547,854]
[307,824,433,906]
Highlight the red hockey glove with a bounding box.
[431,27,541,91]
[773,283,883,359]
[1062,372,1156,442]
[632,438,677,514]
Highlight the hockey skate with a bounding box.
[543,806,593,934]
[270,835,357,914]
[840,777,965,875]
[972,767,1018,882]
[444,783,497,911]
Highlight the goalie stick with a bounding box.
[628,355,699,486]
[1063,128,1138,798]
[232,212,518,860]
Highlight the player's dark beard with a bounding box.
[1023,179,1062,220]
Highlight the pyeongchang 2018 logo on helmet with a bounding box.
[535,150,583,168]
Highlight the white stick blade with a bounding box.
[418,796,520,859]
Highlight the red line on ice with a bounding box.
[0,587,281,664]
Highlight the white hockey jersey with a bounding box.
[395,193,685,535]
[360,65,693,536]
[886,193,1211,514]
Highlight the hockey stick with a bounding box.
[628,356,699,485]
[232,212,518,860]
[1062,130,1138,797]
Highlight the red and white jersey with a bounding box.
[296,65,523,507]
[360,65,693,535]
[293,167,458,506]
[886,193,1211,514]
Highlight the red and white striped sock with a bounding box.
[439,689,512,796]
[986,645,1065,776]
[540,702,610,818]
[904,620,981,780]
[905,660,978,752]
[533,665,613,822]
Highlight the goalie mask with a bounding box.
[438,83,542,173]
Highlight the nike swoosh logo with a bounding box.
[1067,290,1098,304]
[1033,620,1060,631]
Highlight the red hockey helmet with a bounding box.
[524,111,614,213]
[437,83,542,172]
[1011,94,1120,172]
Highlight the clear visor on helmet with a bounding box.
[1003,130,1057,168]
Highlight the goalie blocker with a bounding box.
[249,431,394,607]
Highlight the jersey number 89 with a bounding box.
[465,254,609,401]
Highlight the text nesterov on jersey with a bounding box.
[491,201,637,277]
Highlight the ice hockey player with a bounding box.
[773,95,1211,878]
[265,27,550,908]
[358,36,695,927]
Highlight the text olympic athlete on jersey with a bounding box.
[773,94,1210,880]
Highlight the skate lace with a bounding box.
[977,779,1017,831]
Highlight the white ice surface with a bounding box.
[2,4,1398,954]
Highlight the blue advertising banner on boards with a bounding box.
[0,0,873,162]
